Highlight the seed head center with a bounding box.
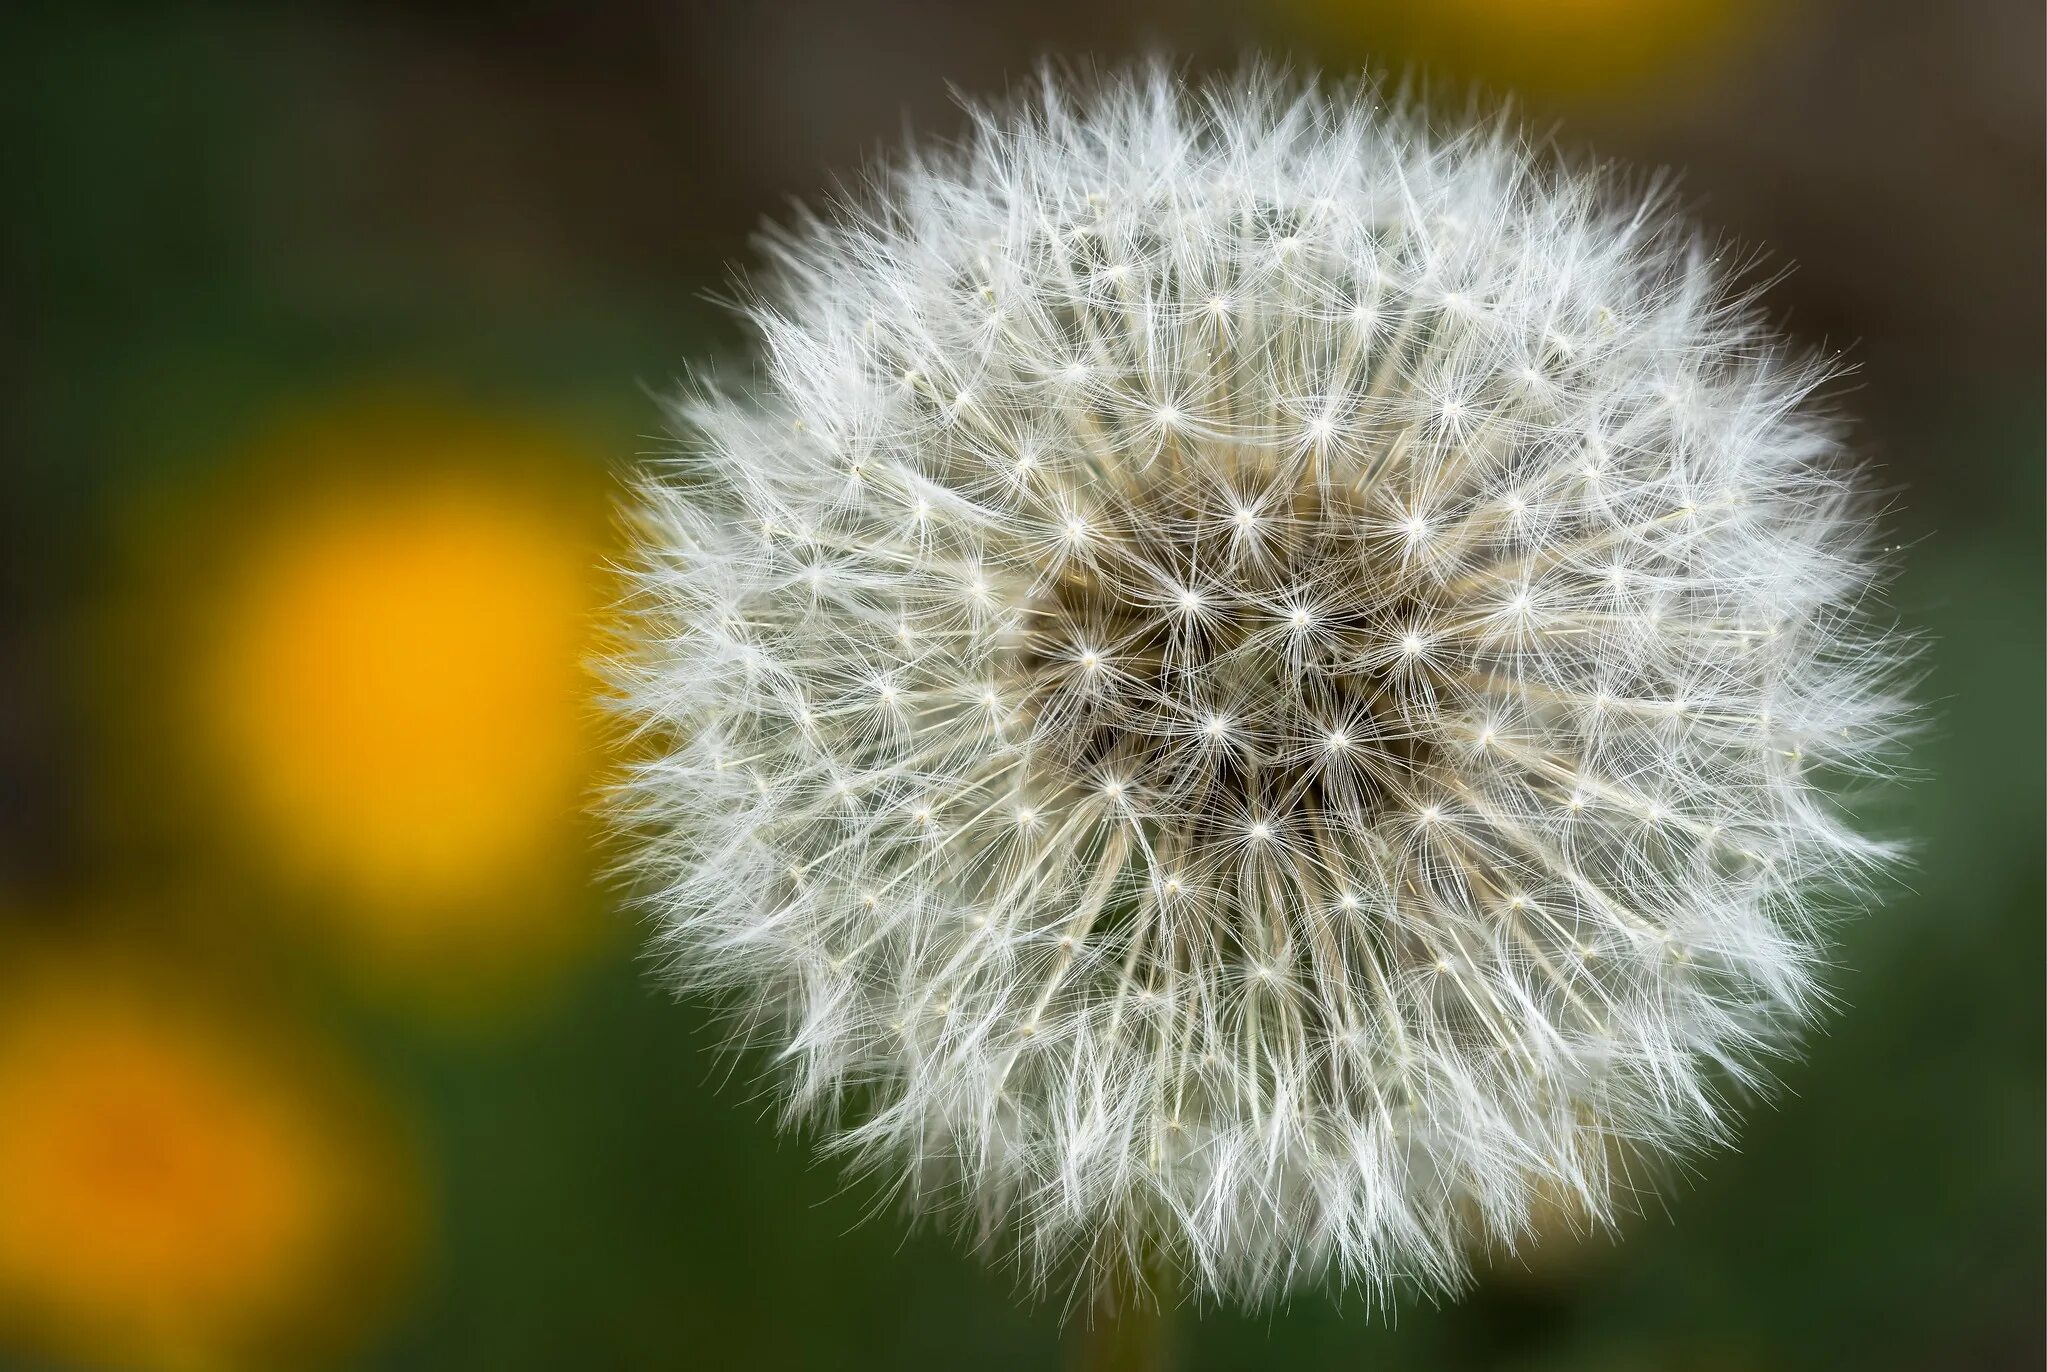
[1015,480,1440,820]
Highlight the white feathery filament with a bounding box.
[610,67,1907,1305]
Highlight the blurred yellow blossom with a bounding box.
[153,397,614,1008]
[206,481,590,899]
[1286,0,1770,103]
[0,948,420,1370]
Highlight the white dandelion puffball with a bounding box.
[612,68,1906,1303]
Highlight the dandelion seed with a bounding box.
[609,65,1908,1306]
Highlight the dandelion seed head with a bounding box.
[610,66,1908,1305]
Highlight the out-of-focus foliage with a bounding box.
[1,2,2037,1369]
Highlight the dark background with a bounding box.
[3,2,2041,1368]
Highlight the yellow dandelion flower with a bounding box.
[180,400,609,1001]
[1285,0,1770,103]
[0,954,419,1370]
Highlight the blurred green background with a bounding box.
[2,2,2040,1369]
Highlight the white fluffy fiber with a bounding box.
[610,66,1906,1304]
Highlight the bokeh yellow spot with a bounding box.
[1288,0,1766,102]
[187,403,609,999]
[210,489,588,903]
[0,959,418,1369]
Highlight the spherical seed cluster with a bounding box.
[611,69,1905,1303]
